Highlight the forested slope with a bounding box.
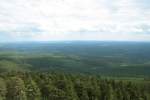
[0,72,149,100]
[0,42,150,100]
[0,42,150,77]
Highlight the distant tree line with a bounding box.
[0,72,149,100]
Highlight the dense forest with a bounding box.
[0,72,149,100]
[0,42,150,77]
[0,42,150,100]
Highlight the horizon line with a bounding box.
[1,40,150,44]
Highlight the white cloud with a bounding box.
[0,0,150,41]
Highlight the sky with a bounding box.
[0,0,150,42]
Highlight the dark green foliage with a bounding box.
[1,72,149,100]
[6,77,27,100]
[0,78,7,100]
[0,42,150,77]
[0,42,150,99]
[25,77,41,100]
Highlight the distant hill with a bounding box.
[0,41,150,77]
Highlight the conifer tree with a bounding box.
[6,77,27,100]
[25,78,41,100]
[0,78,7,100]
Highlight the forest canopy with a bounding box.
[0,72,149,100]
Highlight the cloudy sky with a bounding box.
[0,0,150,42]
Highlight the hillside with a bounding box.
[0,41,150,77]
